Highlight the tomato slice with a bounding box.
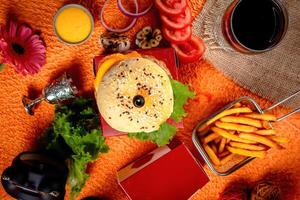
[155,0,187,16]
[161,7,192,30]
[172,35,206,64]
[162,26,192,44]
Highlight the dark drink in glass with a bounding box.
[223,0,288,53]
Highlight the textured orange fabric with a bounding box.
[0,0,299,200]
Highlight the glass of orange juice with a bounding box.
[53,4,94,45]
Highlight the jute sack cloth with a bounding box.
[193,0,300,108]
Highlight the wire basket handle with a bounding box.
[263,89,300,121]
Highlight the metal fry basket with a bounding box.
[192,90,300,176]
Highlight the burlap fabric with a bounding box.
[193,0,300,108]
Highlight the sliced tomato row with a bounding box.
[155,0,206,64]
[172,36,206,64]
[161,6,192,30]
[155,0,187,16]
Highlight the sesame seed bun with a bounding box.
[95,57,174,133]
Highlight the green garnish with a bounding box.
[41,97,109,200]
[129,79,195,146]
[0,63,6,71]
[128,122,177,147]
[170,79,195,122]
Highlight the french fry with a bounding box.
[197,126,210,136]
[215,136,222,144]
[233,102,242,108]
[226,131,234,144]
[211,144,218,154]
[255,129,276,135]
[229,141,266,151]
[219,138,226,153]
[267,135,288,144]
[219,150,230,158]
[215,121,258,132]
[205,107,253,126]
[239,133,281,149]
[220,116,262,128]
[204,144,221,166]
[243,113,277,121]
[203,133,220,143]
[227,146,266,158]
[220,153,235,165]
[262,120,272,129]
[212,127,257,144]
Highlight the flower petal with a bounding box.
[0,25,8,41]
[18,24,33,41]
[8,21,18,39]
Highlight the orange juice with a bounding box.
[54,4,93,44]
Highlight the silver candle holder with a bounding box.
[22,73,78,115]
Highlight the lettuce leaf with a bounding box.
[128,122,177,147]
[41,97,109,200]
[128,79,194,146]
[170,79,195,122]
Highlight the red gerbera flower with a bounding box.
[0,20,46,75]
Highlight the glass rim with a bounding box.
[228,0,289,53]
[53,4,94,46]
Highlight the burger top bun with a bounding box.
[96,57,174,133]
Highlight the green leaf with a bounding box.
[41,97,109,199]
[170,79,195,122]
[128,122,177,147]
[68,158,89,200]
[127,79,195,147]
[0,64,6,71]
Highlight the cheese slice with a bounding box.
[94,51,141,92]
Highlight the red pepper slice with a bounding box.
[162,26,192,44]
[155,0,187,16]
[172,35,206,64]
[161,7,192,30]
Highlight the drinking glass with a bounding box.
[222,0,288,53]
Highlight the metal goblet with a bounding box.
[22,73,78,115]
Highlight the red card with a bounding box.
[94,48,182,137]
[117,141,209,200]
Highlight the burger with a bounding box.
[94,51,194,146]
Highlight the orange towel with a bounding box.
[0,0,299,200]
